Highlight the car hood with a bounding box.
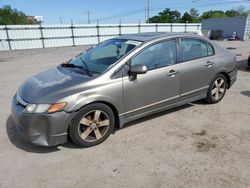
[18,66,94,103]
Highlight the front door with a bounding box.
[123,39,181,120]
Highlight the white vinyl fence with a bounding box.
[0,23,202,51]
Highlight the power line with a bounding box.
[90,8,143,22]
[151,0,250,9]
[89,0,250,23]
[147,0,150,23]
[151,0,250,10]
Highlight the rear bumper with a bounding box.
[11,95,75,146]
[228,67,237,88]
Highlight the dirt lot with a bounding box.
[0,41,250,188]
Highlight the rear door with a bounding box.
[179,38,217,101]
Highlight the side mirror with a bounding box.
[129,64,147,81]
[129,64,147,75]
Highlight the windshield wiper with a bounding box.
[61,63,83,68]
[61,63,92,77]
[79,57,92,77]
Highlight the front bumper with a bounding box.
[11,95,75,146]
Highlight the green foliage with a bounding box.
[149,6,250,23]
[201,10,226,19]
[225,10,242,17]
[234,6,249,16]
[190,8,201,22]
[226,6,249,17]
[180,12,193,23]
[201,7,249,19]
[0,5,34,25]
[149,8,181,23]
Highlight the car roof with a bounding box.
[115,32,199,42]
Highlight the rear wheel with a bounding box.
[69,103,115,147]
[205,74,227,104]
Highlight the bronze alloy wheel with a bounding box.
[78,110,110,142]
[211,77,226,101]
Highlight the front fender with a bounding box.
[72,94,122,113]
[59,75,124,122]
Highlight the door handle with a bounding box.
[205,61,215,67]
[167,70,180,77]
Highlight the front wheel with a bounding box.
[205,74,227,104]
[69,103,115,147]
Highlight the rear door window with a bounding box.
[181,38,212,62]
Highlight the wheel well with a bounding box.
[76,101,120,129]
[97,101,120,129]
[67,101,120,139]
[219,72,231,89]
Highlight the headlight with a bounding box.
[24,102,67,113]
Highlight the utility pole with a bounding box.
[147,0,150,23]
[145,7,147,23]
[87,11,90,24]
[59,17,63,24]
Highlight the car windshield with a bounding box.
[66,39,139,75]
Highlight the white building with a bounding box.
[26,16,43,23]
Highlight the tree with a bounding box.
[225,10,242,17]
[236,6,248,15]
[149,15,162,23]
[0,5,33,25]
[201,6,249,20]
[148,8,181,23]
[148,6,250,23]
[201,10,226,19]
[190,8,200,22]
[180,12,193,23]
[226,6,248,17]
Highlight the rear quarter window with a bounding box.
[207,43,215,56]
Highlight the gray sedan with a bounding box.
[11,32,237,147]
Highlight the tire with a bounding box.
[205,74,227,104]
[69,103,115,147]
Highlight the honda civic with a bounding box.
[11,32,237,147]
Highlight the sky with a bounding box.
[1,0,250,24]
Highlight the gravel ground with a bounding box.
[0,41,250,188]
